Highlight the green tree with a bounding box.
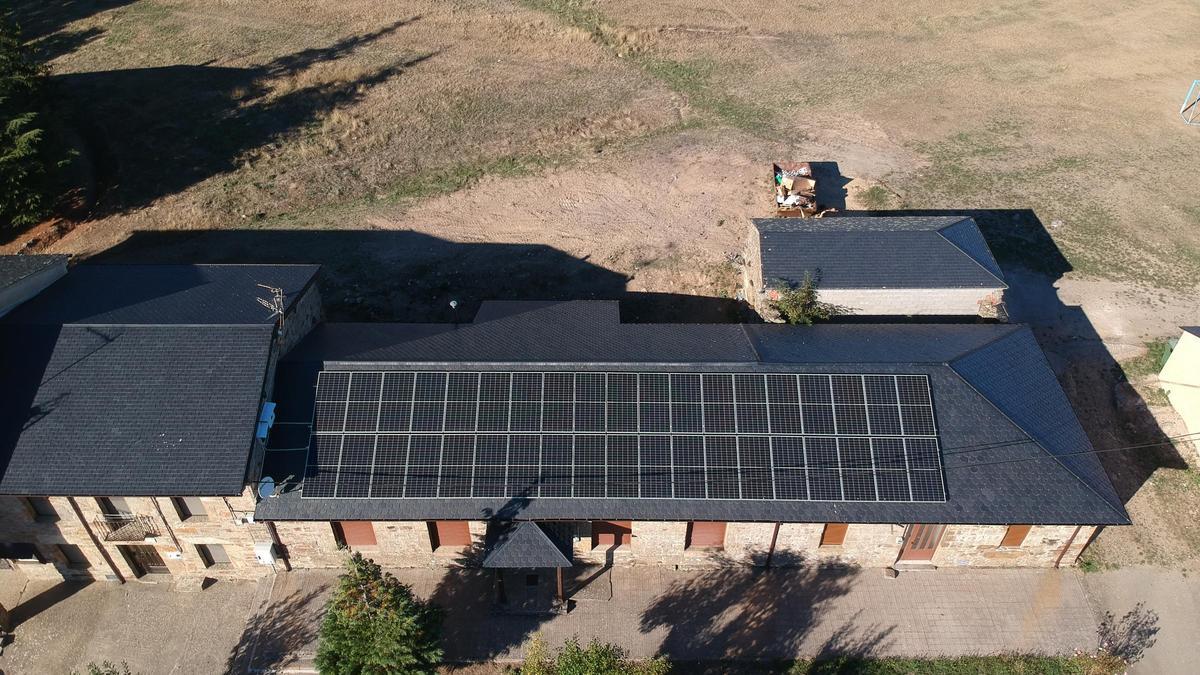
[518,636,669,675]
[315,553,442,675]
[1,13,54,228]
[770,271,844,325]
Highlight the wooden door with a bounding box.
[898,524,945,562]
[119,545,168,576]
[337,521,377,547]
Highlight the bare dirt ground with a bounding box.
[4,0,1199,568]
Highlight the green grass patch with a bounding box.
[519,0,772,133]
[665,655,1125,675]
[790,655,1122,675]
[858,185,893,211]
[1121,338,1172,380]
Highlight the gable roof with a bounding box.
[482,522,573,568]
[255,301,1126,526]
[751,216,1007,290]
[0,255,69,290]
[0,324,275,496]
[2,263,319,325]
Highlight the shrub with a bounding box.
[315,553,443,675]
[517,636,669,675]
[770,271,844,325]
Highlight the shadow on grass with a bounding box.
[37,17,431,221]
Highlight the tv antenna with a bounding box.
[256,284,286,336]
[1181,80,1200,125]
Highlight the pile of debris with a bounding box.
[773,162,820,217]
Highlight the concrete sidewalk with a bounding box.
[0,564,1150,674]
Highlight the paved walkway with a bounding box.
[5,564,1188,674]
[242,565,1098,672]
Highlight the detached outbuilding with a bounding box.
[743,216,1007,320]
[1159,327,1200,455]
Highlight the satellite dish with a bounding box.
[258,476,276,499]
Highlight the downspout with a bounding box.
[765,522,781,568]
[1054,525,1084,569]
[68,497,124,583]
[151,498,184,554]
[265,521,292,572]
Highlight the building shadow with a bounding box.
[638,552,892,661]
[91,229,742,324]
[33,17,431,222]
[841,208,1186,507]
[225,586,327,674]
[8,579,92,629]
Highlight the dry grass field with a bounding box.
[5,0,1200,567]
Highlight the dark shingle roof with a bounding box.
[0,324,275,496]
[0,255,68,290]
[482,522,573,568]
[2,263,319,325]
[255,301,1126,526]
[751,216,1006,290]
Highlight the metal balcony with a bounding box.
[93,513,160,542]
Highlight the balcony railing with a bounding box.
[93,513,160,542]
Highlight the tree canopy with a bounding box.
[0,13,55,229]
[315,553,443,675]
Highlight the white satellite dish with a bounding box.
[258,476,276,499]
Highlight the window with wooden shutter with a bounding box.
[1000,525,1031,548]
[337,521,377,547]
[820,523,848,547]
[591,521,632,549]
[428,521,472,550]
[686,521,726,550]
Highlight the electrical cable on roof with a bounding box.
[943,430,1200,471]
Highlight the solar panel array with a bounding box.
[302,371,946,502]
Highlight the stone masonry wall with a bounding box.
[753,286,1005,320]
[263,520,1095,570]
[0,489,280,583]
[931,525,1096,568]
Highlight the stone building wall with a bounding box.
[268,520,1094,570]
[750,285,1005,320]
[930,525,1096,568]
[280,284,324,355]
[0,489,279,583]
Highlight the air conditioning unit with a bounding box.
[254,541,279,566]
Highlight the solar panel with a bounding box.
[302,371,946,503]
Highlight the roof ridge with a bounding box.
[934,220,1008,288]
[947,333,1128,522]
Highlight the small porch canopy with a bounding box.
[482,522,572,606]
